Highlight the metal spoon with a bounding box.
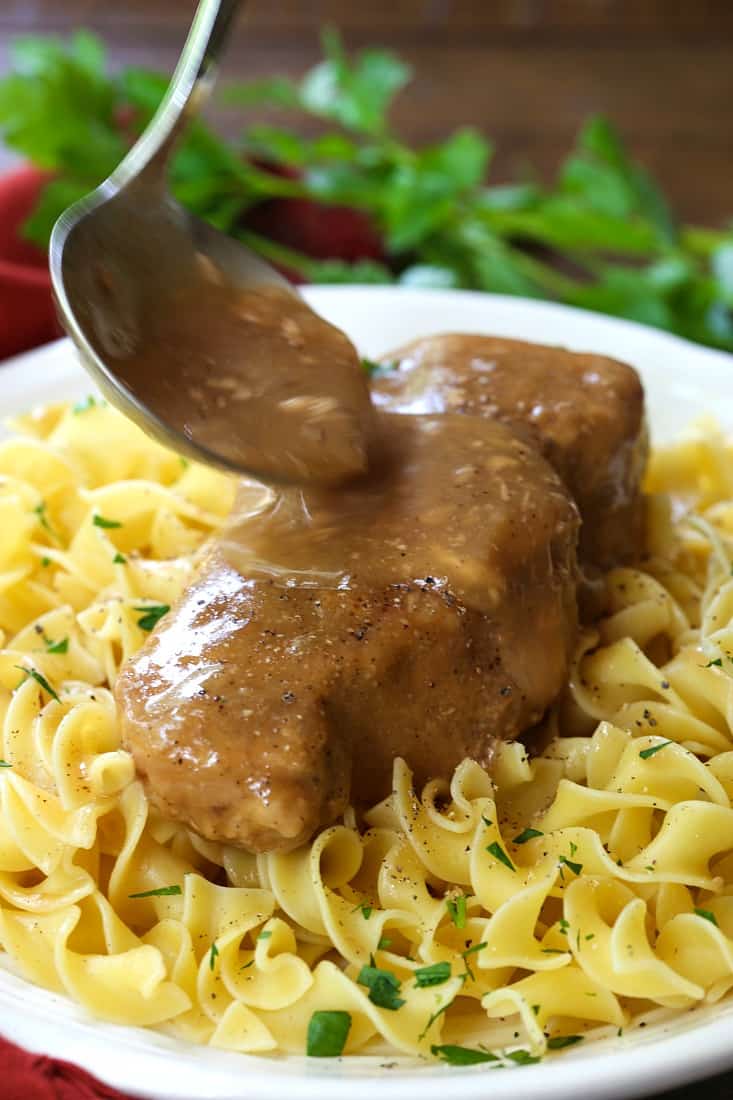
[49,0,374,486]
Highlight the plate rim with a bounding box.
[1,286,732,1100]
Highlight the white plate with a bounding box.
[1,288,733,1100]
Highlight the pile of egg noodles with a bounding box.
[1,398,733,1062]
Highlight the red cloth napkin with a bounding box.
[0,1035,135,1099]
[0,165,61,360]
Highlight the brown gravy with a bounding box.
[102,278,375,485]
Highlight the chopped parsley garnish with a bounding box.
[257,930,272,940]
[694,907,719,926]
[40,556,51,568]
[377,936,392,950]
[446,895,467,928]
[179,456,190,470]
[209,942,219,970]
[704,658,723,668]
[239,959,255,971]
[541,947,565,954]
[419,996,455,1040]
[547,1035,584,1050]
[73,395,99,413]
[431,1044,499,1066]
[360,357,396,377]
[306,1010,351,1057]
[569,841,578,857]
[531,1004,541,1016]
[92,513,122,529]
[461,941,487,981]
[487,840,516,872]
[352,901,373,920]
[414,961,451,988]
[113,551,127,564]
[559,855,583,876]
[134,604,170,632]
[481,814,492,827]
[585,933,595,941]
[15,665,60,703]
[639,740,674,759]
[506,1049,541,1065]
[513,827,544,845]
[128,884,182,898]
[0,760,11,768]
[45,636,69,655]
[33,501,57,538]
[357,963,405,1010]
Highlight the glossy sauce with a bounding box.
[94,272,375,485]
[117,413,580,851]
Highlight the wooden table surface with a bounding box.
[1,3,733,1098]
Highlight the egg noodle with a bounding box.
[2,399,733,1064]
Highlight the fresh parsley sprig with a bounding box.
[0,31,730,352]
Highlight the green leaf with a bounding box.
[300,29,410,135]
[129,884,182,899]
[713,242,733,305]
[485,197,657,254]
[419,995,456,1040]
[45,636,69,655]
[73,395,99,414]
[558,855,583,876]
[0,760,12,768]
[307,1010,351,1057]
[209,942,219,970]
[93,514,122,529]
[0,34,123,180]
[244,124,310,166]
[23,177,93,247]
[414,961,451,988]
[569,115,676,244]
[15,665,60,703]
[361,357,383,375]
[460,940,487,982]
[356,964,405,1010]
[547,1035,584,1050]
[639,740,674,760]
[486,841,516,872]
[478,182,541,212]
[431,1044,500,1066]
[505,1049,542,1065]
[33,501,57,539]
[446,895,467,929]
[694,907,719,927]
[223,75,301,110]
[513,827,544,845]
[134,604,170,632]
[420,129,491,193]
[113,552,127,565]
[351,901,373,920]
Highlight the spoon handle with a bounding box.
[110,0,241,193]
